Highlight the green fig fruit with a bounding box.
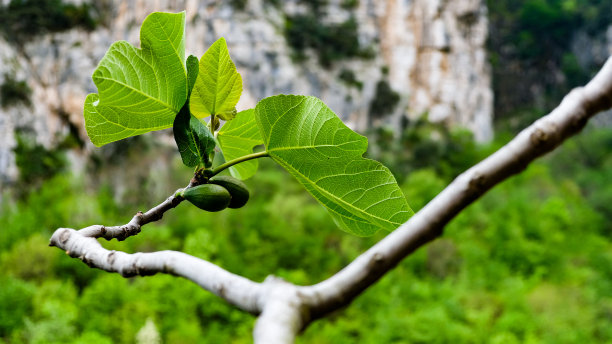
[182,184,231,212]
[209,175,250,209]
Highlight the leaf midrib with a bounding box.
[94,76,177,113]
[270,154,405,227]
[93,103,167,132]
[267,142,364,153]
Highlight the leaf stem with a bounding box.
[209,114,216,134]
[211,151,269,176]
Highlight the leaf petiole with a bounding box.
[209,114,216,134]
[210,151,269,177]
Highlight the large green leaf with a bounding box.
[255,95,412,236]
[217,109,263,180]
[173,104,216,168]
[190,37,242,121]
[84,11,187,147]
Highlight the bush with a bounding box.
[0,277,34,337]
[488,0,612,128]
[1,234,59,282]
[0,75,31,108]
[1,125,612,342]
[368,80,400,120]
[13,129,67,191]
[0,0,100,43]
[283,1,372,67]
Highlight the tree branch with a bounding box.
[49,56,612,344]
[49,227,264,314]
[253,277,307,344]
[79,187,187,241]
[299,56,612,322]
[49,181,265,314]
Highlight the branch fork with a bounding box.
[50,56,612,343]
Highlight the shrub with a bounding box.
[0,75,31,108]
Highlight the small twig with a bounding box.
[77,186,189,241]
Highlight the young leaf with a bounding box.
[186,55,199,96]
[190,37,242,121]
[217,109,264,180]
[173,104,216,167]
[85,11,187,147]
[255,95,413,236]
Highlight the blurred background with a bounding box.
[1,0,612,343]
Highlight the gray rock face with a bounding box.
[0,0,493,186]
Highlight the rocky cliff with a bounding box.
[0,0,493,186]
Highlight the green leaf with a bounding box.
[84,11,187,147]
[84,93,151,142]
[217,109,264,180]
[190,37,242,121]
[255,95,413,236]
[173,104,216,167]
[186,55,199,96]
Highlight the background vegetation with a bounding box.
[1,0,612,343]
[1,122,611,343]
[488,0,612,131]
[0,0,102,45]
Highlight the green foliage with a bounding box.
[185,55,199,96]
[515,0,579,60]
[13,9,608,342]
[24,280,79,343]
[369,119,482,183]
[189,37,242,121]
[368,79,400,120]
[0,277,34,337]
[84,12,409,235]
[338,69,363,90]
[1,234,58,282]
[264,0,282,7]
[488,0,612,127]
[69,332,113,344]
[298,0,329,14]
[255,95,412,235]
[229,0,248,11]
[300,132,612,343]
[546,126,612,229]
[3,127,612,342]
[217,109,264,180]
[173,105,216,168]
[13,129,67,190]
[561,53,591,93]
[284,11,372,67]
[341,0,359,10]
[84,12,188,146]
[0,0,100,43]
[0,75,31,108]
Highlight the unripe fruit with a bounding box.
[182,184,231,212]
[209,175,250,209]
